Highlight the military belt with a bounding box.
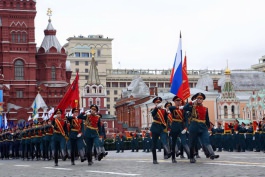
[46,133,53,135]
[191,119,205,123]
[153,120,161,124]
[172,119,182,122]
[86,126,98,130]
[71,129,79,132]
[239,133,245,134]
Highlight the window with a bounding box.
[85,69,89,73]
[85,61,89,66]
[75,61,79,65]
[107,104,110,109]
[107,98,110,102]
[231,105,235,115]
[82,53,89,57]
[75,52,80,57]
[106,82,111,87]
[96,98,100,106]
[106,90,110,95]
[97,49,101,57]
[51,66,56,80]
[114,97,118,101]
[17,33,21,43]
[11,32,15,43]
[16,90,23,98]
[120,82,126,87]
[89,98,93,106]
[224,106,228,116]
[165,83,171,88]
[22,33,27,43]
[112,82,118,87]
[158,83,164,88]
[114,90,118,95]
[75,68,79,73]
[15,60,24,80]
[85,75,88,80]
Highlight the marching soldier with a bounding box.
[246,123,254,151]
[44,119,53,160]
[78,104,104,165]
[131,131,139,152]
[238,122,247,152]
[67,108,86,165]
[150,97,171,164]
[215,122,224,152]
[98,114,108,158]
[169,96,190,163]
[184,92,219,163]
[51,109,68,166]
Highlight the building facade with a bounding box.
[0,3,71,124]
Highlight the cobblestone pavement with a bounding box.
[0,150,265,177]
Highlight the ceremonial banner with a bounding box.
[182,55,190,100]
[170,32,183,99]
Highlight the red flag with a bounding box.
[50,73,79,119]
[182,55,190,100]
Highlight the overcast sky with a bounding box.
[35,0,265,70]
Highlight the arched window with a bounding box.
[51,66,56,80]
[89,98,93,107]
[15,60,24,80]
[224,106,228,116]
[22,33,27,43]
[231,105,235,115]
[11,32,16,43]
[86,86,90,93]
[17,32,21,43]
[92,86,97,93]
[96,98,100,106]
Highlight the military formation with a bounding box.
[1,94,265,166]
[115,92,265,164]
[0,104,108,166]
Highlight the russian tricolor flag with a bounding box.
[170,32,183,99]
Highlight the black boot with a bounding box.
[206,145,219,160]
[152,150,158,164]
[190,146,196,163]
[163,145,171,159]
[183,145,190,159]
[202,145,210,158]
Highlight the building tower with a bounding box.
[217,65,240,123]
[36,9,71,107]
[0,0,37,120]
[82,48,107,115]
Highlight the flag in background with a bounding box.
[50,72,79,120]
[170,32,183,99]
[4,113,8,129]
[32,99,38,120]
[182,54,190,100]
[0,90,3,128]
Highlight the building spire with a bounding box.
[47,8,52,22]
[87,48,100,85]
[224,59,231,75]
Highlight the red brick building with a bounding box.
[0,1,71,125]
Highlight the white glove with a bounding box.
[167,110,171,114]
[156,103,163,108]
[77,133,82,138]
[85,110,91,115]
[53,115,57,118]
[181,129,187,134]
[192,99,197,104]
[179,106,184,109]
